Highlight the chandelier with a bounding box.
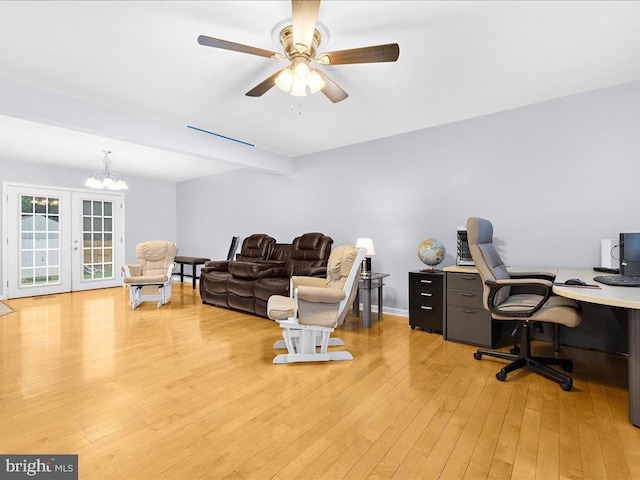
[84,150,128,190]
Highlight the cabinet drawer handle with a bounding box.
[420,292,432,297]
[421,306,433,310]
[461,276,476,281]
[460,292,477,297]
[420,280,432,284]
[462,309,476,314]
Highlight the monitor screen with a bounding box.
[620,233,640,276]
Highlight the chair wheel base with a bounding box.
[496,370,507,381]
[561,379,573,391]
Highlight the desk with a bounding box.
[554,268,640,427]
[173,256,210,289]
[353,272,389,328]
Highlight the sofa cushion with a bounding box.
[255,277,290,302]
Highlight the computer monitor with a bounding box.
[620,233,640,276]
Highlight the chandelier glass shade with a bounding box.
[84,150,128,190]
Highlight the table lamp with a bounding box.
[356,238,376,273]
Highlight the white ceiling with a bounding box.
[1,1,640,182]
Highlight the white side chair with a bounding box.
[267,245,366,364]
[122,240,177,309]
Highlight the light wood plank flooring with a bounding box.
[1,284,639,479]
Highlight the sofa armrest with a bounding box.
[297,266,327,278]
[203,260,230,271]
[228,261,284,279]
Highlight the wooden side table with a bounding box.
[173,256,210,289]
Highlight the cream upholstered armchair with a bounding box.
[267,245,366,364]
[122,241,177,309]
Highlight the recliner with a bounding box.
[200,232,333,317]
[467,217,582,390]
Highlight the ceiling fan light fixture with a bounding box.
[275,67,294,92]
[308,69,325,93]
[293,61,310,81]
[290,81,307,97]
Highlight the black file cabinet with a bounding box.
[445,272,499,348]
[408,270,444,333]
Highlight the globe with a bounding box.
[418,238,446,269]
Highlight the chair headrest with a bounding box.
[467,217,493,246]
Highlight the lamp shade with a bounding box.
[356,238,376,256]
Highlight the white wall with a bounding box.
[0,158,177,297]
[177,80,640,315]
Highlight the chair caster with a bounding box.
[561,361,573,373]
[473,352,483,361]
[496,370,507,381]
[510,345,521,355]
[561,379,573,391]
[410,325,416,330]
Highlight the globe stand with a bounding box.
[420,267,440,273]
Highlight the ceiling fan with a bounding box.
[197,0,400,103]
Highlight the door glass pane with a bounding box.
[21,269,34,286]
[82,200,114,281]
[48,198,59,215]
[22,196,33,213]
[19,194,61,287]
[48,215,59,231]
[34,198,46,214]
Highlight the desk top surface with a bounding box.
[554,268,640,310]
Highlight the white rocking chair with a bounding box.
[122,241,176,309]
[267,245,366,364]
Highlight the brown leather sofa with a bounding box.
[200,232,333,317]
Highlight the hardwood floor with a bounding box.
[1,284,639,479]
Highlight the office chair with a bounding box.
[226,236,240,261]
[467,217,582,390]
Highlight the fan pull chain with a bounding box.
[290,97,303,116]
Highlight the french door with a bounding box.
[4,183,124,299]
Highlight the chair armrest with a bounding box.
[510,272,556,282]
[291,276,327,290]
[297,286,346,304]
[122,264,141,277]
[485,278,552,318]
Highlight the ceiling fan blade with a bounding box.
[292,0,320,54]
[245,70,282,97]
[321,43,400,65]
[198,35,278,59]
[316,70,348,103]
